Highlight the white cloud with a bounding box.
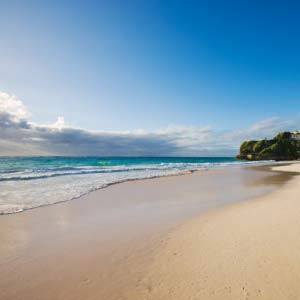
[0,91,299,157]
[39,116,67,130]
[53,116,66,129]
[0,91,30,121]
[224,117,300,143]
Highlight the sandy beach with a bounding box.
[125,162,300,299]
[0,163,299,300]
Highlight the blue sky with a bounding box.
[0,1,300,156]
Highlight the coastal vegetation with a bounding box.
[237,131,300,161]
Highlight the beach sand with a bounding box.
[125,162,300,300]
[0,164,298,299]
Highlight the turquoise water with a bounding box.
[0,157,271,214]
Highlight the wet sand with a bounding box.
[0,165,295,300]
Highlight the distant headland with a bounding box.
[237,131,300,161]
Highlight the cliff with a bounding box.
[236,132,300,161]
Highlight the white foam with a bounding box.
[0,160,275,214]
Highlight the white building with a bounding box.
[291,130,300,140]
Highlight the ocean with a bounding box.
[0,156,272,214]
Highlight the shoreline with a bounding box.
[0,168,196,216]
[0,162,298,299]
[0,160,283,216]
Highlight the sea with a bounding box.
[0,156,273,214]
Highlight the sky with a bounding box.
[0,0,300,156]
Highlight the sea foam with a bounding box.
[0,157,273,214]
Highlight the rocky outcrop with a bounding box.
[236,132,300,161]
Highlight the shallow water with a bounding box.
[0,156,273,214]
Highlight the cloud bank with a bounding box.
[0,92,299,157]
